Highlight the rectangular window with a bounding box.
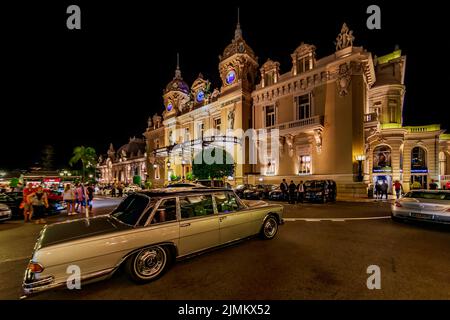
[214,192,242,213]
[214,118,221,132]
[197,123,204,139]
[266,159,275,175]
[297,55,312,74]
[184,128,190,142]
[388,99,397,123]
[299,155,311,174]
[265,105,275,127]
[179,195,215,219]
[154,139,160,149]
[295,94,311,120]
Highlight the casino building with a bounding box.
[104,21,450,195]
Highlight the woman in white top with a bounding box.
[63,184,76,215]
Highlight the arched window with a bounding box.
[373,146,392,172]
[411,147,427,173]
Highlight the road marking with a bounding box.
[0,256,30,264]
[284,216,390,222]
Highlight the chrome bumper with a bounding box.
[22,269,57,295]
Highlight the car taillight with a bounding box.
[394,202,403,208]
[446,208,450,212]
[27,262,44,273]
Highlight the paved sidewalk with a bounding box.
[337,195,396,203]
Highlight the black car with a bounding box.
[243,184,277,200]
[0,192,65,219]
[234,184,253,198]
[268,187,287,201]
[303,180,337,203]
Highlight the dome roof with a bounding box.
[165,78,190,94]
[117,138,146,158]
[221,23,256,61]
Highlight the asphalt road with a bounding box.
[0,197,449,300]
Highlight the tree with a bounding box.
[192,148,234,180]
[69,146,97,182]
[41,145,55,170]
[133,175,142,186]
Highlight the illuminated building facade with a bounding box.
[134,22,450,194]
[97,138,147,185]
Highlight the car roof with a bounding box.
[138,187,231,198]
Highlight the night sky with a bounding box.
[2,1,449,170]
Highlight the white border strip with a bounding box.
[284,216,390,222]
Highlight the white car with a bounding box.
[123,185,142,195]
[391,190,450,224]
[0,203,12,222]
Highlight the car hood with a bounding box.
[37,215,130,249]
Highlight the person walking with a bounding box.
[280,179,288,201]
[393,180,403,199]
[76,183,87,216]
[288,180,297,204]
[27,186,48,224]
[22,183,35,222]
[63,184,76,215]
[381,180,388,200]
[374,182,381,199]
[297,180,304,203]
[118,184,124,198]
[87,183,95,211]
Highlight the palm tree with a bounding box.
[69,146,97,182]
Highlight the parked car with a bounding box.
[0,203,12,222]
[391,190,450,224]
[0,191,65,218]
[243,184,277,200]
[0,192,23,218]
[268,187,286,201]
[303,180,337,203]
[22,188,284,296]
[233,184,253,198]
[196,180,232,189]
[123,185,142,195]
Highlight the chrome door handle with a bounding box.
[180,223,191,227]
[219,216,227,221]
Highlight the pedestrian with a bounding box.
[27,186,48,224]
[374,182,381,199]
[87,183,95,211]
[118,184,123,198]
[429,179,438,190]
[381,180,388,199]
[22,183,35,222]
[111,185,116,197]
[280,179,288,201]
[63,184,76,215]
[297,180,304,203]
[393,180,403,199]
[76,183,87,215]
[288,180,297,204]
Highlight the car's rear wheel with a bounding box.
[125,245,171,283]
[260,216,278,240]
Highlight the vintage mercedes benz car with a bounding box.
[23,187,284,295]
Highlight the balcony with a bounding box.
[266,115,324,134]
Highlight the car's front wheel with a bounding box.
[125,245,171,283]
[260,216,279,240]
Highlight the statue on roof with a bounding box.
[336,23,354,51]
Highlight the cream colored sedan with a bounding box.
[23,188,284,295]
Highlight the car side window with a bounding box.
[180,195,214,219]
[151,198,177,225]
[214,192,242,214]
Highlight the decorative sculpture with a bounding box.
[336,23,354,51]
[228,108,235,129]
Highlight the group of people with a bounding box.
[62,183,95,216]
[279,179,306,204]
[98,184,125,197]
[21,182,95,224]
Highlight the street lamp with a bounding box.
[153,164,158,169]
[167,160,171,169]
[356,155,366,182]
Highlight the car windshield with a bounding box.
[405,192,450,201]
[304,181,324,189]
[110,194,151,226]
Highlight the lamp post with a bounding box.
[356,155,366,182]
[181,159,186,181]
